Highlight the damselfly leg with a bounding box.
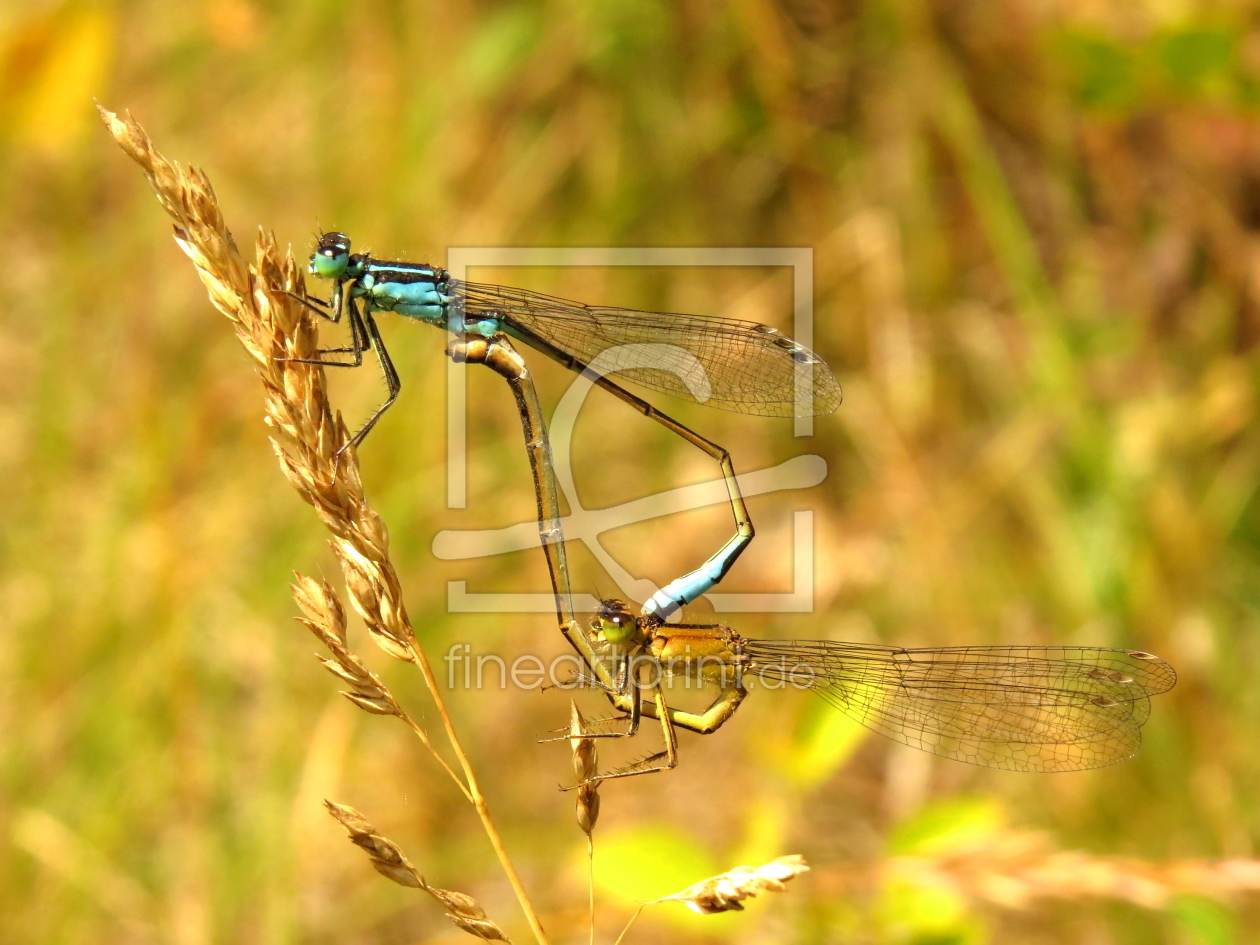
[515,330,753,621]
[277,290,399,450]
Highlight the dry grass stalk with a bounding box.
[99,107,550,945]
[567,702,600,945]
[96,106,414,667]
[880,829,1260,911]
[293,576,474,799]
[325,801,511,943]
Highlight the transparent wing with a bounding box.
[744,640,1177,772]
[452,279,842,418]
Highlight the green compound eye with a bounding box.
[599,613,636,645]
[310,248,348,278]
[309,232,352,279]
[313,244,352,277]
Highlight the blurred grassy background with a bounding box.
[3,0,1260,942]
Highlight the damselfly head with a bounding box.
[309,231,352,279]
[593,598,639,646]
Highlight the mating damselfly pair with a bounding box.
[297,231,1176,781]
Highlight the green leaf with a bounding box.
[463,4,543,98]
[1170,895,1236,945]
[1158,29,1236,91]
[1058,32,1137,111]
[592,823,714,904]
[887,797,1005,857]
[787,697,869,790]
[880,878,984,945]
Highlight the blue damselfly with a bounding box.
[296,233,841,619]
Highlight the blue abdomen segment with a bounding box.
[641,531,750,621]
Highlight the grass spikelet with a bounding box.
[613,855,809,943]
[293,575,406,717]
[325,802,512,942]
[100,107,550,945]
[567,702,600,945]
[292,573,470,793]
[568,702,600,835]
[652,855,810,914]
[97,106,415,667]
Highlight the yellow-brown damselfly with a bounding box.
[567,599,1176,778]
[453,336,1176,781]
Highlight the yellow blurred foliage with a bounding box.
[6,0,1260,942]
[2,3,113,156]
